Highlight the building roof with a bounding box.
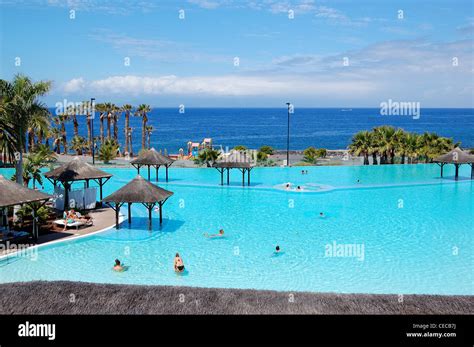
[102,175,173,204]
[44,157,113,182]
[130,148,173,166]
[433,147,474,164]
[0,175,52,208]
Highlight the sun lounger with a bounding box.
[53,220,86,230]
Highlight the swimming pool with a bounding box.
[0,164,472,295]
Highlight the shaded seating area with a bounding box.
[433,147,474,180]
[0,175,52,240]
[102,175,173,229]
[214,161,254,186]
[44,157,113,210]
[130,148,174,182]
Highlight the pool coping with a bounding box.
[0,214,125,261]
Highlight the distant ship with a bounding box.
[341,109,353,112]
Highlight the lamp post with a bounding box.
[286,102,291,166]
[91,98,95,165]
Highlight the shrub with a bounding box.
[98,138,119,163]
[303,147,318,164]
[259,145,274,156]
[233,145,247,151]
[194,148,220,167]
[315,148,327,158]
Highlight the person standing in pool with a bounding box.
[174,253,185,273]
[113,259,124,272]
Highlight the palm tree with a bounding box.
[405,133,420,164]
[373,126,396,164]
[349,131,372,165]
[82,100,93,155]
[145,125,153,149]
[96,103,106,145]
[0,74,52,184]
[136,104,151,151]
[122,104,133,154]
[26,109,50,152]
[0,117,17,164]
[70,135,87,155]
[111,104,120,144]
[393,128,407,164]
[56,114,70,154]
[104,102,113,139]
[50,127,62,154]
[67,104,79,138]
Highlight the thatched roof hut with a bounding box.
[213,156,254,186]
[102,175,173,228]
[0,175,52,239]
[43,157,113,209]
[130,148,174,182]
[0,175,51,208]
[433,147,474,164]
[44,157,112,182]
[433,147,474,179]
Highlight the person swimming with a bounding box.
[285,183,291,190]
[113,259,124,272]
[296,185,303,191]
[275,245,280,253]
[174,253,185,273]
[204,229,224,238]
[319,212,325,218]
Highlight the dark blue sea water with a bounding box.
[51,108,474,154]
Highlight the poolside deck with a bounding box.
[0,207,116,256]
[0,281,472,314]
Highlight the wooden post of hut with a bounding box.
[102,176,173,231]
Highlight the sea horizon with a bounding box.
[49,107,474,153]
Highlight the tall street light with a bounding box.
[286,102,291,166]
[91,98,95,165]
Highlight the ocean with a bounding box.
[50,108,474,154]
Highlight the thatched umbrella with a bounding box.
[130,148,174,182]
[0,175,52,239]
[433,147,474,179]
[102,175,173,229]
[44,157,113,209]
[214,160,254,186]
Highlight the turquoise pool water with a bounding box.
[0,164,472,295]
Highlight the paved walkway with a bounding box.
[0,281,472,314]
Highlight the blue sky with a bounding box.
[0,0,473,107]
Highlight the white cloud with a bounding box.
[63,74,376,98]
[63,77,86,93]
[187,0,222,9]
